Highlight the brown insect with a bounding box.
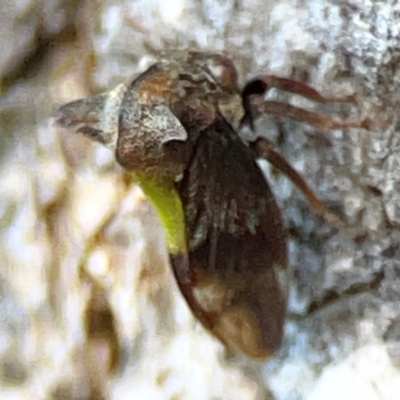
[54,51,368,358]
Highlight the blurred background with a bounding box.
[1,0,400,399]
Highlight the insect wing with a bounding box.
[175,117,288,358]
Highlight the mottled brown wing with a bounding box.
[175,117,288,358]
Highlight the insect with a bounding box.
[54,51,368,358]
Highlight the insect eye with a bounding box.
[241,78,268,101]
[240,78,269,129]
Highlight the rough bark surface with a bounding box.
[1,0,400,399]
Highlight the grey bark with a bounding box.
[1,0,399,399]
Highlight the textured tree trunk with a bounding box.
[1,0,399,399]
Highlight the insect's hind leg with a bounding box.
[252,137,348,230]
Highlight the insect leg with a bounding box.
[241,76,371,131]
[250,75,355,104]
[252,137,348,229]
[248,98,371,131]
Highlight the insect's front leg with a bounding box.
[241,76,372,131]
[248,97,371,131]
[246,75,356,103]
[241,74,371,229]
